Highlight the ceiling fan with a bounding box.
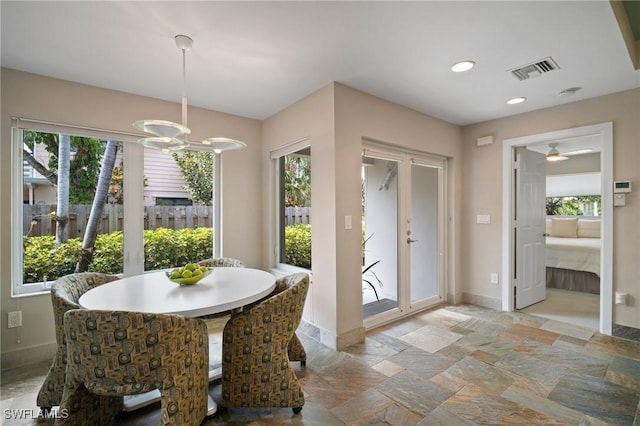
[546,143,593,161]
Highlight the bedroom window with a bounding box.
[546,196,601,216]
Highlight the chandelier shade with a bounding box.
[133,35,246,155]
[137,136,188,152]
[133,120,190,139]
[203,137,247,154]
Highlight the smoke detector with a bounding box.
[509,57,559,81]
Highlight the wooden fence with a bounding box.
[24,204,212,238]
[24,204,310,238]
[284,207,310,226]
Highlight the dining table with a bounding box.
[78,266,276,416]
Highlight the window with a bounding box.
[15,125,126,294]
[273,144,311,270]
[12,118,216,296]
[546,196,601,216]
[142,148,214,271]
[155,198,193,206]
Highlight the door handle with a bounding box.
[407,238,418,244]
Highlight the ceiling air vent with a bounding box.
[509,57,559,81]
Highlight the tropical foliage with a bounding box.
[172,151,214,205]
[284,155,311,207]
[546,196,601,216]
[23,131,105,204]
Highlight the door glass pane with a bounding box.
[410,163,439,303]
[362,156,399,318]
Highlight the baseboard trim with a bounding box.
[461,292,502,310]
[1,343,55,371]
[298,319,365,351]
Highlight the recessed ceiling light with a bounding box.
[507,97,527,105]
[451,60,475,72]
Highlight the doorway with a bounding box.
[502,122,613,334]
[361,146,446,329]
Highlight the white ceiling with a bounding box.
[1,1,639,127]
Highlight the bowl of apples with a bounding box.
[166,263,213,285]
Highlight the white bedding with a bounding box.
[546,237,600,277]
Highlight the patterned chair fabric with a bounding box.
[58,310,209,426]
[228,275,308,367]
[198,257,246,268]
[196,257,246,320]
[221,273,309,413]
[37,273,120,411]
[258,276,307,367]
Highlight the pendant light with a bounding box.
[133,35,246,154]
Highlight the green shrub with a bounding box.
[143,227,213,270]
[23,227,213,283]
[90,231,124,274]
[143,228,184,270]
[23,235,81,283]
[284,224,311,269]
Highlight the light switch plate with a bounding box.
[476,214,491,224]
[344,215,352,230]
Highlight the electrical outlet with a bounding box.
[490,273,499,284]
[8,311,22,328]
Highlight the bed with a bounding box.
[545,217,601,295]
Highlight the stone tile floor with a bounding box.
[1,304,639,425]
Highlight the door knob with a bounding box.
[407,238,418,243]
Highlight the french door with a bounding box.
[362,146,446,328]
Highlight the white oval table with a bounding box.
[79,267,276,316]
[79,267,276,416]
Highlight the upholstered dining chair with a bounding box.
[58,310,209,426]
[37,272,119,412]
[198,257,246,268]
[196,257,246,322]
[220,273,309,414]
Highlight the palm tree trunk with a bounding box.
[76,141,118,272]
[55,134,71,246]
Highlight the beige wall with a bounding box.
[3,66,637,366]
[263,82,462,349]
[461,88,640,328]
[262,83,338,346]
[333,84,463,333]
[1,68,263,366]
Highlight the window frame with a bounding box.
[11,118,143,296]
[269,138,311,274]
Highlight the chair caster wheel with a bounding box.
[292,406,302,414]
[300,360,306,368]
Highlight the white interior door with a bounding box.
[515,148,546,309]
